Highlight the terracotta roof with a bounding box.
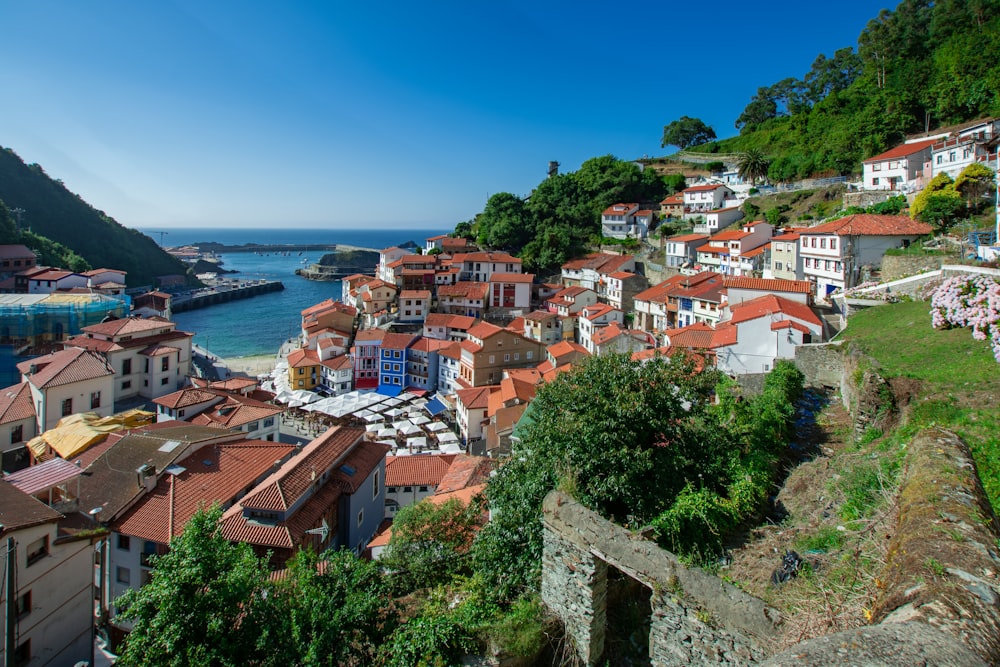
[81,317,178,337]
[287,348,320,368]
[547,340,588,360]
[424,313,477,329]
[524,310,557,322]
[29,269,75,282]
[489,272,533,283]
[467,321,505,340]
[0,480,62,535]
[438,282,488,299]
[0,383,35,424]
[580,303,619,321]
[380,333,418,350]
[723,277,813,294]
[111,440,296,543]
[592,322,627,346]
[385,454,456,487]
[221,480,343,549]
[804,214,933,237]
[683,184,727,193]
[301,298,357,317]
[0,244,35,259]
[190,395,283,429]
[332,440,390,493]
[862,138,937,163]
[321,355,354,371]
[354,328,387,342]
[711,229,751,241]
[741,245,768,258]
[436,456,493,494]
[561,253,634,274]
[771,232,800,241]
[728,294,822,328]
[400,290,432,299]
[439,342,463,360]
[665,322,718,349]
[455,251,520,263]
[771,319,813,335]
[153,388,220,410]
[499,376,536,405]
[456,386,497,410]
[602,202,639,216]
[18,347,113,389]
[238,426,364,512]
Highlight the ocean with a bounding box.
[140,227,450,359]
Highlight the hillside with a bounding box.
[0,147,193,287]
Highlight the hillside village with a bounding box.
[0,116,999,666]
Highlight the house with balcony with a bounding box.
[351,328,385,390]
[455,385,496,448]
[682,184,734,216]
[930,118,1000,180]
[437,342,463,396]
[437,282,488,318]
[406,337,453,393]
[64,316,194,402]
[451,251,522,282]
[320,355,355,396]
[377,247,409,283]
[672,272,726,329]
[378,333,418,396]
[664,233,709,270]
[600,203,654,239]
[487,273,534,313]
[522,310,563,346]
[862,138,936,191]
[560,253,635,291]
[695,222,773,277]
[458,322,544,388]
[423,313,477,342]
[603,270,646,313]
[799,214,933,296]
[692,206,745,235]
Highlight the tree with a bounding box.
[382,496,485,593]
[115,505,272,667]
[265,549,397,666]
[917,193,965,232]
[660,116,717,149]
[735,88,779,133]
[911,172,957,219]
[475,192,532,251]
[953,162,995,209]
[737,148,771,185]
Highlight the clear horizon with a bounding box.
[3,1,892,230]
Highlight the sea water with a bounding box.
[140,227,450,359]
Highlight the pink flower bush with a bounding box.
[930,275,1000,363]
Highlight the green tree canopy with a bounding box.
[661,116,717,149]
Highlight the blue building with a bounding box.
[377,332,417,396]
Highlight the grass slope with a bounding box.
[839,299,1000,511]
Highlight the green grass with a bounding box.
[841,300,1000,512]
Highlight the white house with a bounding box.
[664,234,709,270]
[577,303,624,354]
[714,295,824,375]
[0,479,96,667]
[0,383,36,473]
[930,118,1000,180]
[455,385,495,447]
[26,269,88,294]
[487,273,533,311]
[682,184,734,215]
[799,214,934,296]
[862,138,936,192]
[377,247,409,283]
[320,355,355,396]
[398,289,432,324]
[695,222,773,277]
[692,206,745,235]
[64,316,194,402]
[451,252,522,283]
[18,348,115,433]
[383,454,454,518]
[600,203,654,239]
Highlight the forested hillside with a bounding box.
[672,0,1000,181]
[0,147,192,287]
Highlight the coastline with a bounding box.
[221,354,279,378]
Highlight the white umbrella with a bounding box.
[377,427,396,439]
[425,421,448,433]
[410,415,430,426]
[438,442,464,454]
[410,436,427,450]
[399,423,422,437]
[437,431,459,444]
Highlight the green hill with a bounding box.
[0,147,192,287]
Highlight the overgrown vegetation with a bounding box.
[0,147,193,287]
[673,1,1000,180]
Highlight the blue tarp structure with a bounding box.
[423,395,448,417]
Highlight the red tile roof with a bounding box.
[436,455,493,494]
[560,253,634,274]
[711,229,751,241]
[456,386,496,410]
[424,313,477,329]
[438,282,488,299]
[490,272,533,283]
[400,289,432,299]
[385,454,456,486]
[467,321,505,340]
[665,322,718,349]
[683,184,727,193]
[153,388,219,410]
[82,317,178,337]
[380,333,418,350]
[602,202,639,216]
[0,383,34,424]
[287,348,320,368]
[728,294,822,327]
[723,276,813,294]
[862,138,937,163]
[354,328,387,342]
[18,347,113,389]
[804,214,933,237]
[112,440,296,543]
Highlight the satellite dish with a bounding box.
[305,517,330,542]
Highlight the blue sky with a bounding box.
[1,1,893,230]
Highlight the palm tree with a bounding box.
[737,148,771,185]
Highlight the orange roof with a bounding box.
[660,194,684,204]
[0,383,34,425]
[438,282,488,298]
[728,294,822,327]
[561,253,634,274]
[602,202,639,216]
[17,348,113,388]
[804,214,933,237]
[467,321,505,340]
[381,333,418,350]
[666,233,709,243]
[711,229,751,241]
[771,319,813,335]
[436,456,492,494]
[683,184,727,193]
[665,322,718,349]
[113,440,296,544]
[399,289,432,299]
[385,454,455,486]
[862,138,937,163]
[723,276,812,294]
[489,272,533,283]
[286,348,320,368]
[741,245,768,258]
[456,385,497,410]
[424,313,477,329]
[354,328,387,342]
[153,387,219,410]
[82,317,178,337]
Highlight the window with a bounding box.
[117,534,131,551]
[161,356,169,372]
[11,424,22,444]
[15,591,31,619]
[26,535,48,566]
[122,358,132,375]
[91,391,101,409]
[116,566,131,585]
[403,486,412,493]
[504,353,510,362]
[936,155,942,164]
[419,486,429,492]
[246,421,259,432]
[488,355,495,364]
[121,380,131,390]
[526,351,533,360]
[373,469,380,500]
[830,238,838,251]
[161,377,169,386]
[61,398,73,416]
[820,238,826,249]
[263,417,275,428]
[14,640,30,667]
[357,509,364,527]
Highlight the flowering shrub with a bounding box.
[930,275,1000,363]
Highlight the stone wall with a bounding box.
[793,341,845,389]
[880,253,958,282]
[541,492,778,666]
[842,190,896,208]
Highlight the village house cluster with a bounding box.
[2,117,993,665]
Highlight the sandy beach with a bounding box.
[219,354,280,378]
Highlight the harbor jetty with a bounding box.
[172,278,284,313]
[192,242,338,254]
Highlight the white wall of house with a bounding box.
[716,317,817,375]
[693,207,744,234]
[0,521,94,667]
[384,484,436,519]
[456,401,488,445]
[28,374,115,433]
